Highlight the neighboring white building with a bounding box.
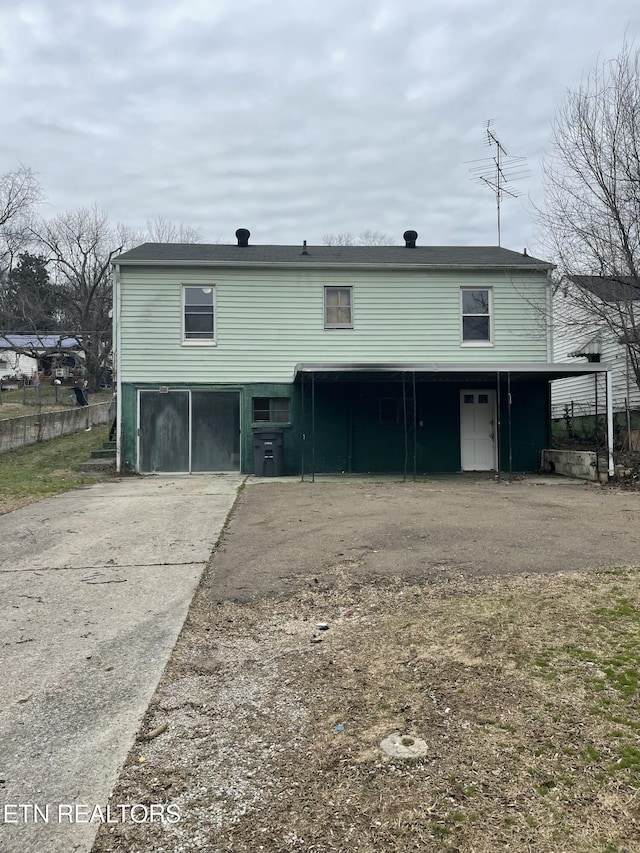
[551,276,640,422]
[0,345,38,380]
[0,335,84,383]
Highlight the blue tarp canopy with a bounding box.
[0,335,81,350]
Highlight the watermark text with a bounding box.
[2,803,181,825]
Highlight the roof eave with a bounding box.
[113,258,553,272]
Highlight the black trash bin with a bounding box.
[253,428,284,477]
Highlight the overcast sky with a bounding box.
[1,0,639,254]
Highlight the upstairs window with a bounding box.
[253,397,290,423]
[461,288,492,344]
[183,285,215,343]
[324,286,353,328]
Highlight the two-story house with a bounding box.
[113,229,614,476]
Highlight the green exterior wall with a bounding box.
[121,381,300,474]
[497,378,550,472]
[121,377,549,474]
[299,377,549,474]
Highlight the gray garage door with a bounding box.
[139,390,240,473]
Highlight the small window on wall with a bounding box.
[324,286,353,328]
[253,397,290,423]
[183,285,215,343]
[461,288,492,344]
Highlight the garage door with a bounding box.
[139,390,240,473]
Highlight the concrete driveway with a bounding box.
[0,474,243,853]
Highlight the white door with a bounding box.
[460,390,497,471]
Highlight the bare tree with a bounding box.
[537,41,640,391]
[0,165,44,311]
[30,210,206,389]
[0,165,43,229]
[142,215,201,244]
[322,230,395,246]
[33,206,124,391]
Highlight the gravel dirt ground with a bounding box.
[91,476,640,853]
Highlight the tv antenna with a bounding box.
[467,121,529,246]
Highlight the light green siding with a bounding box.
[118,265,549,383]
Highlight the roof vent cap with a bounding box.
[403,230,418,248]
[235,228,250,247]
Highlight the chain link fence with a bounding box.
[17,384,81,408]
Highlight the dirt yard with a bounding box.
[92,477,640,853]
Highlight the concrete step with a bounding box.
[103,441,116,450]
[77,457,116,470]
[90,448,117,459]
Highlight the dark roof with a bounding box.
[114,242,552,270]
[570,275,640,301]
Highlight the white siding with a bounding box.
[119,265,549,383]
[551,332,640,417]
[551,287,640,416]
[0,351,38,378]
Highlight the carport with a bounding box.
[295,362,614,480]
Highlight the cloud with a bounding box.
[1,0,639,251]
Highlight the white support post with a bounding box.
[606,369,614,478]
[113,264,122,474]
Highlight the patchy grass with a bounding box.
[93,568,640,853]
[0,426,113,514]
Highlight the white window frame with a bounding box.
[324,286,353,329]
[460,287,493,347]
[182,284,216,346]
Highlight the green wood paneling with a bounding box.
[122,377,549,474]
[501,378,550,471]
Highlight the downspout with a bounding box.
[606,369,614,479]
[113,263,122,474]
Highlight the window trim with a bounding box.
[182,284,217,346]
[324,286,353,329]
[460,287,493,347]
